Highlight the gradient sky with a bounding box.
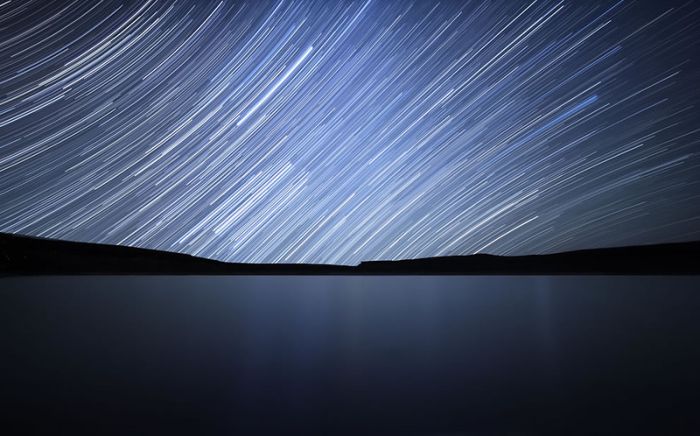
[1,0,699,264]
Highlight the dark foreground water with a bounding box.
[1,276,699,435]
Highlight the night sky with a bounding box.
[1,0,699,265]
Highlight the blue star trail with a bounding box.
[1,0,699,264]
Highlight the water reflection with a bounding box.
[1,276,699,434]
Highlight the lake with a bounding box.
[1,276,699,435]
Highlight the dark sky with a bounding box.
[1,0,699,264]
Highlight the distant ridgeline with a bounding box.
[1,232,699,275]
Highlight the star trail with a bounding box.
[1,0,699,264]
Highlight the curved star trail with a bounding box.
[1,0,699,264]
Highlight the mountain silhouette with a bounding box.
[1,232,698,275]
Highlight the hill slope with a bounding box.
[1,232,698,275]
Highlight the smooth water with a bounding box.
[1,276,699,434]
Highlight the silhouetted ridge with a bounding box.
[1,232,699,275]
[358,242,700,274]
[0,233,352,275]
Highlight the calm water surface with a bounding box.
[1,276,699,435]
